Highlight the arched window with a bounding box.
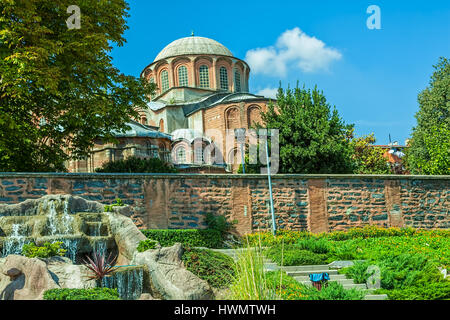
[247,106,262,127]
[219,67,228,91]
[234,70,241,93]
[176,147,186,164]
[159,119,165,132]
[199,65,210,88]
[226,107,240,130]
[160,70,169,92]
[178,66,188,87]
[141,116,147,125]
[194,147,204,164]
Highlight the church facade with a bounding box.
[138,35,273,171]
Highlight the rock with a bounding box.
[4,268,22,280]
[132,243,214,300]
[44,256,96,289]
[138,293,156,300]
[0,255,60,300]
[106,211,147,265]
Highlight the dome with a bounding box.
[154,36,233,61]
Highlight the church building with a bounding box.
[139,35,273,171]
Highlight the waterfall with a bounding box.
[2,224,27,257]
[102,267,144,300]
[46,199,78,263]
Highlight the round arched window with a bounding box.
[219,67,228,91]
[160,70,169,92]
[178,66,188,87]
[199,65,210,88]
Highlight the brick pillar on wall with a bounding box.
[231,182,252,236]
[385,180,404,227]
[143,179,169,229]
[307,179,329,233]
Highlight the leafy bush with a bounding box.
[137,239,158,252]
[182,247,235,289]
[296,238,330,254]
[300,281,365,300]
[205,212,235,235]
[104,198,125,212]
[22,242,66,258]
[95,156,178,173]
[265,246,328,266]
[339,261,372,284]
[43,288,120,300]
[142,229,223,248]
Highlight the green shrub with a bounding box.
[137,239,158,252]
[95,156,177,173]
[265,246,328,266]
[378,281,450,300]
[22,242,66,258]
[142,229,223,248]
[104,198,125,212]
[339,261,372,284]
[43,288,120,300]
[295,238,330,254]
[300,281,365,300]
[182,247,235,289]
[205,212,235,235]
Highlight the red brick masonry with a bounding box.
[0,174,448,235]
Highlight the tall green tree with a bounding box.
[405,57,450,175]
[0,0,154,172]
[260,85,354,174]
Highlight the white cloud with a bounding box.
[246,27,342,77]
[256,87,278,99]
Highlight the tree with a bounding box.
[350,133,391,174]
[260,85,354,174]
[405,57,450,175]
[0,0,155,172]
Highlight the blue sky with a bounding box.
[111,0,450,145]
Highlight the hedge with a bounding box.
[43,288,120,300]
[142,229,224,248]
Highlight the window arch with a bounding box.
[178,66,188,87]
[159,119,165,132]
[247,106,262,128]
[234,70,241,92]
[160,70,169,92]
[219,67,228,91]
[199,65,210,88]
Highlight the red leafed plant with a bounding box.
[82,251,118,287]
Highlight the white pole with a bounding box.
[265,132,276,235]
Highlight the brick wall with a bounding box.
[0,173,448,234]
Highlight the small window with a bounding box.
[199,65,210,88]
[161,70,169,92]
[176,147,186,164]
[194,147,204,164]
[178,66,188,87]
[219,67,228,91]
[234,70,241,93]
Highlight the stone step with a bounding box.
[279,265,331,272]
[300,282,367,290]
[286,269,338,277]
[363,294,388,300]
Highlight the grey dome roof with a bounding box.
[155,36,233,61]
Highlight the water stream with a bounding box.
[1,224,27,257]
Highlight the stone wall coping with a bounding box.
[0,172,448,180]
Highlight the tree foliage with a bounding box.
[405,57,450,175]
[259,85,354,174]
[350,133,390,174]
[0,0,155,172]
[95,157,178,173]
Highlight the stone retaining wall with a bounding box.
[0,173,448,234]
